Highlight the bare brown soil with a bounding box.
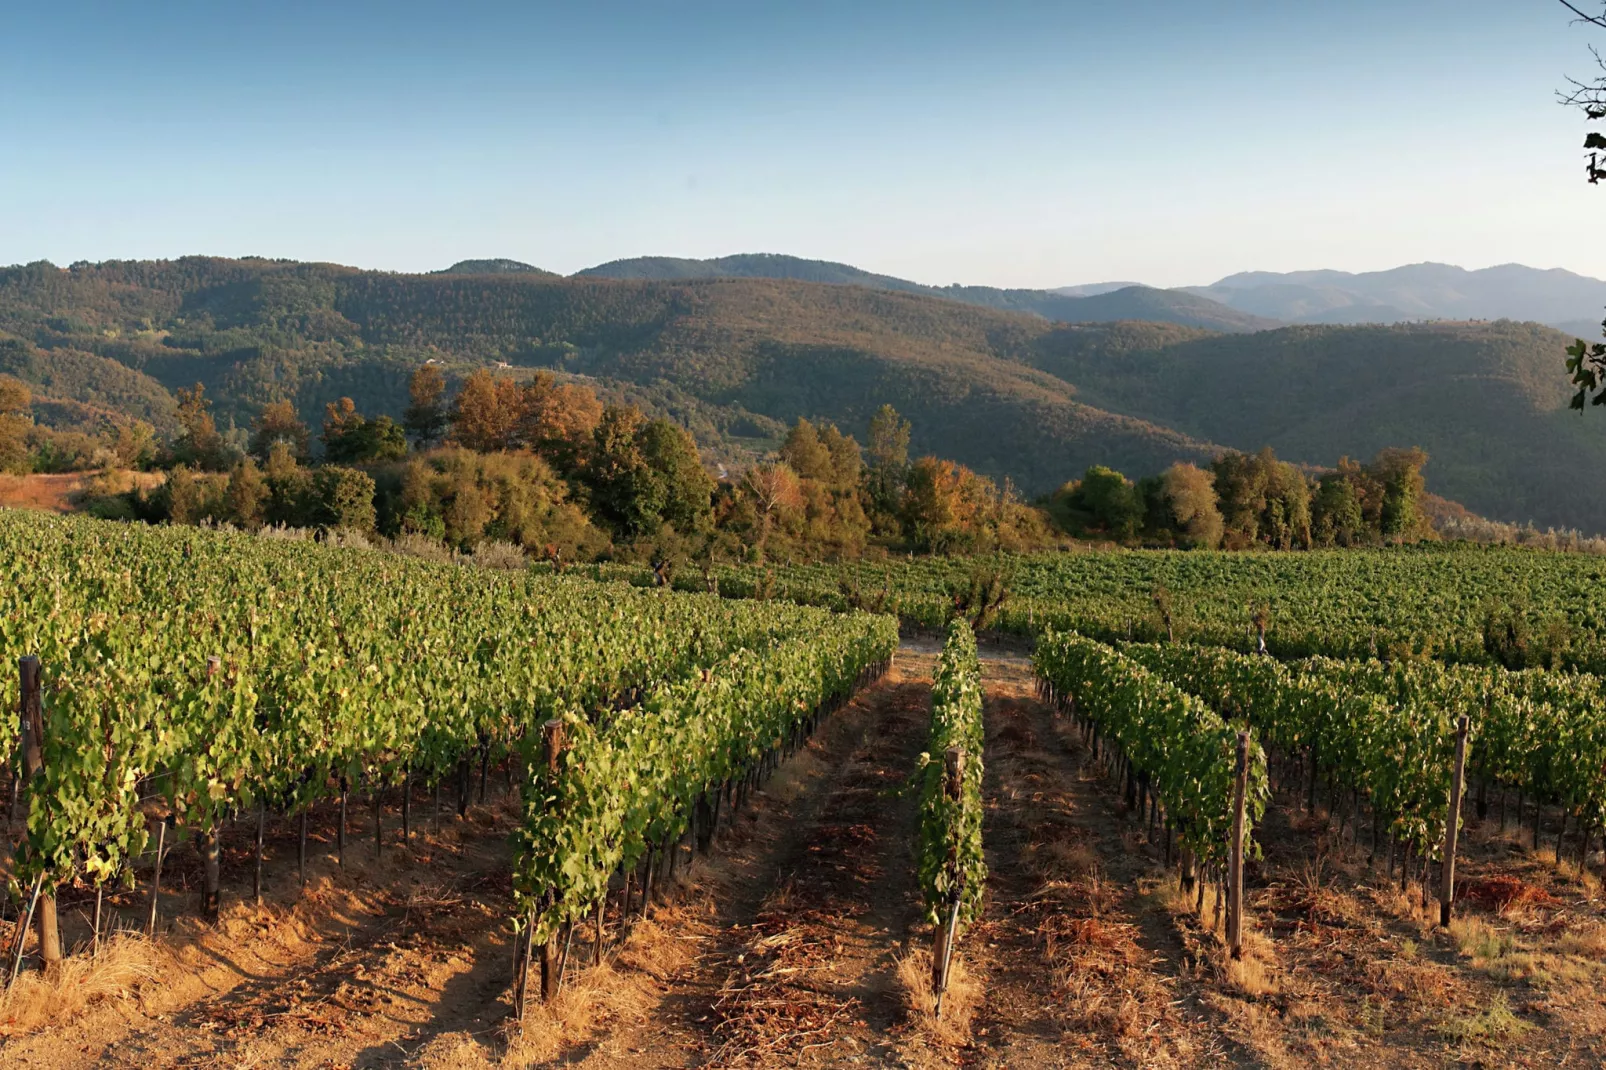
[7,645,1606,1068]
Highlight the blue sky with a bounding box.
[1,1,1599,287]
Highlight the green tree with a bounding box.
[779,418,834,482]
[866,404,912,527]
[1160,462,1224,549]
[110,421,157,469]
[867,404,911,473]
[224,457,269,529]
[1373,446,1428,541]
[163,465,214,525]
[587,405,655,536]
[586,407,713,539]
[1264,457,1312,549]
[262,440,313,527]
[322,397,407,463]
[1313,473,1365,546]
[0,374,30,474]
[1074,465,1144,541]
[818,423,863,490]
[308,466,377,531]
[1211,447,1310,549]
[639,418,715,534]
[1211,450,1269,547]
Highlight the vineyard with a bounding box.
[0,510,895,1000]
[8,515,1606,1066]
[663,546,1606,670]
[915,620,984,1008]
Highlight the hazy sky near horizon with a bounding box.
[2,1,1601,288]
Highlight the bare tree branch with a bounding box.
[1558,0,1606,30]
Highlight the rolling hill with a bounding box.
[575,253,1278,333]
[0,257,1221,491]
[2,256,1603,531]
[435,259,556,276]
[1028,319,1606,530]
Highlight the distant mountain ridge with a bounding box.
[574,253,1277,333]
[1176,262,1606,333]
[442,253,1606,336]
[571,255,1606,336]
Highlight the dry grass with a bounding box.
[500,901,713,1066]
[1556,921,1606,959]
[1363,940,1454,1003]
[501,959,657,1067]
[0,472,91,512]
[1221,929,1280,998]
[1024,837,1097,882]
[894,944,976,1046]
[0,933,165,1036]
[1434,992,1532,1046]
[1449,916,1515,962]
[612,910,702,981]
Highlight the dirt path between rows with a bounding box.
[552,650,937,1070]
[955,654,1255,1069]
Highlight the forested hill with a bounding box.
[2,256,1603,530]
[435,259,556,276]
[0,257,1221,491]
[1030,319,1606,531]
[574,252,1278,333]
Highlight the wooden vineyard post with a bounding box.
[1440,714,1471,928]
[253,801,266,905]
[197,824,221,921]
[457,757,470,818]
[401,763,411,842]
[539,719,566,1004]
[199,657,223,921]
[6,876,42,989]
[91,884,104,956]
[337,776,348,866]
[514,908,538,1022]
[932,745,965,1001]
[146,816,167,938]
[18,656,61,976]
[1228,731,1249,961]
